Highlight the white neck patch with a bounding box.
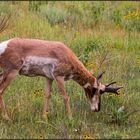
[0,39,11,56]
[83,83,91,88]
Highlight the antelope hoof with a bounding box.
[42,112,49,119]
[68,113,73,121]
[2,114,11,121]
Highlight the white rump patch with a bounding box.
[0,39,11,56]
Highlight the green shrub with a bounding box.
[40,5,68,26]
[111,9,123,26]
[89,3,105,25]
[28,1,48,12]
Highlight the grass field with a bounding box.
[0,1,140,139]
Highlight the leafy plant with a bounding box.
[111,9,123,26]
[28,1,48,12]
[40,5,68,26]
[107,106,140,125]
[90,3,105,25]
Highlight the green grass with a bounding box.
[0,1,140,139]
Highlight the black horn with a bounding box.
[106,81,117,87]
[97,71,105,81]
[104,86,123,94]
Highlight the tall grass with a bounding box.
[0,1,139,139]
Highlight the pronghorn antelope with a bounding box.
[0,18,122,121]
[0,37,123,120]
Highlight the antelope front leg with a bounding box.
[0,69,18,120]
[0,95,10,120]
[43,78,53,118]
[55,76,72,119]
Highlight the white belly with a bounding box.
[19,56,58,79]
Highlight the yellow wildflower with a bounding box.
[108,91,124,97]
[39,135,44,139]
[33,89,43,97]
[136,58,140,66]
[83,132,95,139]
[124,9,140,20]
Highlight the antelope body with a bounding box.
[0,38,122,120]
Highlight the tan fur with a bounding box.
[1,38,96,84]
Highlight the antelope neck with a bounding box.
[72,70,96,88]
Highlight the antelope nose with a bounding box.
[91,108,99,112]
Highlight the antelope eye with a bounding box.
[100,90,104,94]
[92,87,96,95]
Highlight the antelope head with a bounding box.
[85,71,123,112]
